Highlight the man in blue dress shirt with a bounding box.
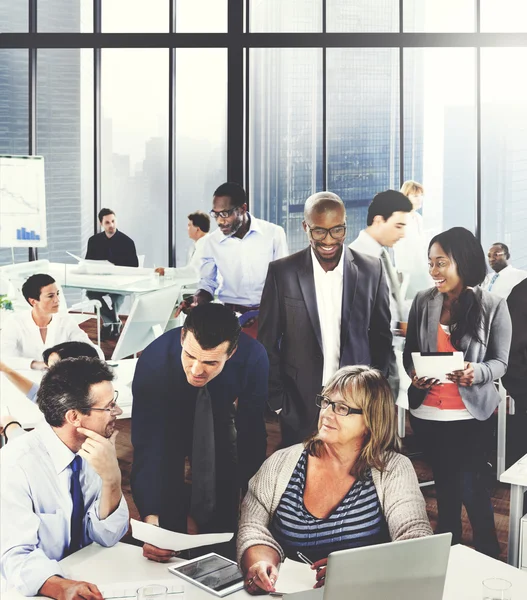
[131,303,269,562]
[0,358,129,598]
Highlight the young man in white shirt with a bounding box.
[481,242,527,299]
[0,357,129,598]
[178,183,288,338]
[0,273,104,370]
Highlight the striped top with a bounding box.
[269,450,390,562]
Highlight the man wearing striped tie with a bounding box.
[0,358,129,599]
[481,242,527,299]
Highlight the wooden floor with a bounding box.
[80,316,512,561]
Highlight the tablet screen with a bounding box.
[175,555,244,592]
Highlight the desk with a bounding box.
[500,453,527,567]
[0,358,137,427]
[2,543,526,600]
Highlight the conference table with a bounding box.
[0,358,138,428]
[2,542,526,600]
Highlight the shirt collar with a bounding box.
[218,213,259,244]
[310,246,345,276]
[36,421,77,475]
[358,229,383,257]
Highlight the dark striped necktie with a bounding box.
[69,454,85,554]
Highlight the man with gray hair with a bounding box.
[1,358,129,599]
[258,191,392,445]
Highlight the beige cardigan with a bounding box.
[237,444,433,564]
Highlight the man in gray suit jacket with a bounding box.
[258,192,392,446]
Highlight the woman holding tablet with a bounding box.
[237,366,432,594]
[403,227,511,558]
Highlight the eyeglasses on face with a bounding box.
[306,224,347,241]
[315,394,363,417]
[487,252,505,258]
[209,207,238,219]
[89,390,120,414]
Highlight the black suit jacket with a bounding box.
[258,247,392,443]
[131,328,269,533]
[502,278,527,407]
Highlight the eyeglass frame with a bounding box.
[209,206,241,219]
[315,394,363,417]
[89,390,120,414]
[305,223,347,241]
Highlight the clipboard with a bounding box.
[411,351,464,383]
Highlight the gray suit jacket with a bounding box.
[403,286,512,420]
[258,246,392,442]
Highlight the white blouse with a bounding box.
[0,310,104,370]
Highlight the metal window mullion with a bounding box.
[475,0,482,241]
[322,0,327,190]
[28,0,37,261]
[93,0,102,235]
[399,0,404,188]
[169,0,177,266]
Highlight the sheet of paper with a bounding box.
[99,578,183,599]
[411,351,464,383]
[131,519,233,551]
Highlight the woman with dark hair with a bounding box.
[403,226,512,558]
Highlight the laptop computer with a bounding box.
[284,533,452,600]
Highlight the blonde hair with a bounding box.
[400,180,424,197]
[305,365,401,480]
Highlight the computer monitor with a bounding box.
[111,284,182,360]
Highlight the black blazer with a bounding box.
[131,328,269,533]
[258,246,392,443]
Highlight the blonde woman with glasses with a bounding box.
[237,366,432,595]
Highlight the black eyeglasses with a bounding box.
[316,394,363,417]
[306,224,347,241]
[209,207,238,219]
[89,390,120,414]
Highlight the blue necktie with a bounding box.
[69,455,84,554]
[488,273,499,292]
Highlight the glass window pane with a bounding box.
[481,0,527,32]
[175,49,227,266]
[249,48,323,255]
[481,48,527,270]
[327,0,398,33]
[404,48,477,239]
[176,0,227,32]
[0,49,29,266]
[101,49,169,269]
[249,0,322,33]
[38,0,92,32]
[327,49,399,243]
[35,49,94,304]
[0,0,28,32]
[404,0,475,32]
[102,0,169,32]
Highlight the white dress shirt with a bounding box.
[0,310,104,370]
[481,265,527,299]
[0,422,129,596]
[311,248,344,385]
[175,233,209,280]
[199,214,288,306]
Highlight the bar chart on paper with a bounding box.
[0,155,47,248]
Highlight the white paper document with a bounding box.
[131,519,233,551]
[411,351,464,383]
[99,578,183,599]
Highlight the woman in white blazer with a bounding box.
[403,227,512,558]
[1,273,104,370]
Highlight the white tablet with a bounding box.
[411,351,464,383]
[168,553,245,597]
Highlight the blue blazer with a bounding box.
[131,328,269,533]
[403,286,512,420]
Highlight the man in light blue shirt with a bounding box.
[1,358,129,598]
[179,183,288,337]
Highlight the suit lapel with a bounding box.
[298,249,323,352]
[340,248,357,354]
[427,291,443,351]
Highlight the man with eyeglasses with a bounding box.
[258,191,392,446]
[481,242,527,299]
[176,182,288,338]
[1,357,128,599]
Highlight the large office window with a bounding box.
[38,0,93,32]
[327,0,398,32]
[0,0,28,32]
[481,48,527,270]
[404,49,477,241]
[102,0,169,32]
[175,49,227,265]
[249,48,323,254]
[327,48,400,243]
[176,0,228,32]
[403,0,475,32]
[249,0,322,32]
[101,49,169,269]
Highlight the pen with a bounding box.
[297,551,323,574]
